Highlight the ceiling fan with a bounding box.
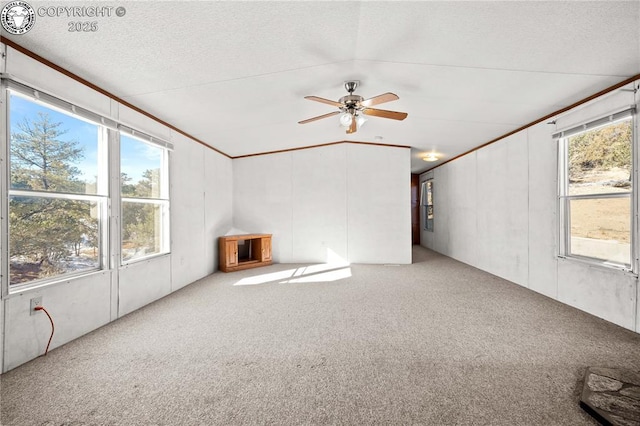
[299,81,408,134]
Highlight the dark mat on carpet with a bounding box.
[580,367,640,425]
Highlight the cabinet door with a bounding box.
[226,240,238,266]
[261,237,272,261]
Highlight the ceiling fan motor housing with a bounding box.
[338,94,364,112]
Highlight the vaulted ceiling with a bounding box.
[3,1,639,172]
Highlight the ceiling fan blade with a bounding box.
[304,96,343,108]
[361,92,399,107]
[346,117,357,134]
[298,111,340,124]
[362,107,408,121]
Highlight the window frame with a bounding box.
[420,179,434,232]
[1,76,173,295]
[556,107,637,273]
[119,132,171,266]
[5,90,111,291]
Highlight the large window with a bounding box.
[558,111,634,268]
[120,134,170,263]
[5,80,172,291]
[8,92,107,286]
[420,180,434,231]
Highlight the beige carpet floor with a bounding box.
[2,246,640,425]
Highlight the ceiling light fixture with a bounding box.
[340,110,367,130]
[339,112,353,127]
[423,153,438,162]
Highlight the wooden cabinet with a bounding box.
[225,240,238,268]
[219,234,272,272]
[260,236,271,262]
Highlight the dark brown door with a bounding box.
[411,174,420,244]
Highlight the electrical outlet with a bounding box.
[30,296,42,315]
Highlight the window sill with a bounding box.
[6,269,109,298]
[120,252,171,268]
[557,255,637,277]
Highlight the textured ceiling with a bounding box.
[2,1,639,172]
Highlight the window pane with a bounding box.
[10,94,101,195]
[567,119,632,196]
[419,182,426,205]
[9,196,100,285]
[569,197,630,265]
[121,135,164,198]
[122,201,165,262]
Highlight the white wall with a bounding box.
[292,144,348,262]
[3,273,112,371]
[1,45,234,372]
[119,256,172,317]
[204,147,234,273]
[446,153,479,268]
[234,143,412,265]
[170,132,208,290]
[346,144,411,264]
[233,151,294,262]
[527,121,559,299]
[170,132,234,288]
[477,133,530,286]
[421,84,640,332]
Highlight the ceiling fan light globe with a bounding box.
[339,113,353,127]
[356,115,367,127]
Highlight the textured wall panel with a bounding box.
[346,144,411,264]
[119,256,171,317]
[204,149,234,273]
[292,144,348,263]
[3,272,112,372]
[170,134,207,290]
[233,152,294,263]
[527,124,558,298]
